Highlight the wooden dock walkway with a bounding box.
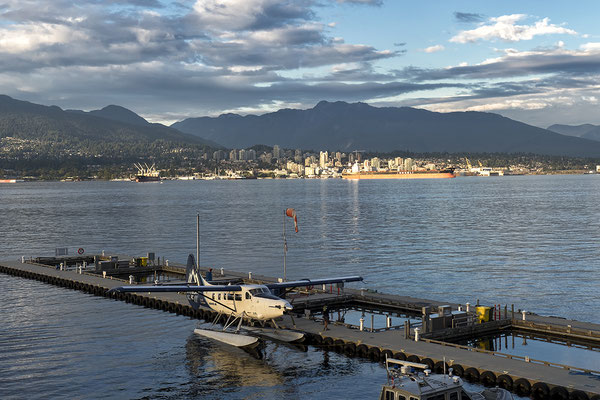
[2,258,599,399]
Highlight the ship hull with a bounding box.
[342,171,455,180]
[133,176,161,182]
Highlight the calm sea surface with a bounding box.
[1,176,599,398]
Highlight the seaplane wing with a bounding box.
[265,275,363,290]
[109,284,242,293]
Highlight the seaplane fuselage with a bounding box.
[187,284,292,320]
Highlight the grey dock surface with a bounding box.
[2,258,599,398]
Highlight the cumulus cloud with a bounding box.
[451,14,577,43]
[423,44,444,53]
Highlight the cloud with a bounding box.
[399,45,600,82]
[454,12,484,23]
[335,0,383,5]
[423,44,444,53]
[451,14,577,43]
[192,0,314,32]
[0,0,403,120]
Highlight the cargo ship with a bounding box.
[132,163,161,182]
[342,166,455,180]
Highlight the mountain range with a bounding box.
[0,95,218,148]
[547,124,600,142]
[3,94,600,158]
[172,101,600,157]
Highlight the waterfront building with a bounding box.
[363,159,372,172]
[295,149,302,163]
[238,149,246,161]
[371,157,381,171]
[229,149,238,161]
[247,149,256,161]
[404,158,413,171]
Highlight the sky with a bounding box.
[1,0,600,128]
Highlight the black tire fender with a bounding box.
[497,374,513,391]
[464,367,480,382]
[531,382,550,399]
[480,370,496,386]
[550,386,569,400]
[514,378,531,396]
[450,364,464,377]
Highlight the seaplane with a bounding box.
[110,254,363,348]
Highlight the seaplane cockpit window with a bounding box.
[384,390,394,400]
[245,292,251,300]
[212,294,215,300]
[227,293,234,301]
[250,287,279,299]
[235,294,242,301]
[218,293,221,300]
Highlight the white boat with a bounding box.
[380,359,513,400]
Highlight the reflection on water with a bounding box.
[453,330,600,371]
[185,334,283,388]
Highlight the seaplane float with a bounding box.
[110,255,363,348]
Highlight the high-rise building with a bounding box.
[238,149,246,161]
[272,145,281,159]
[335,152,342,162]
[395,157,403,170]
[213,150,226,161]
[404,158,413,171]
[229,149,238,161]
[247,149,256,161]
[319,151,329,168]
[294,149,302,163]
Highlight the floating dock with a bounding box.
[1,255,599,400]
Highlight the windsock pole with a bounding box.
[196,213,200,272]
[283,210,287,281]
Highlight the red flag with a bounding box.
[285,208,298,232]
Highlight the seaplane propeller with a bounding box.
[109,254,363,348]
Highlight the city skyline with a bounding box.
[2,1,600,128]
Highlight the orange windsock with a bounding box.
[285,208,298,232]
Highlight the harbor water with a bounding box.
[1,176,599,398]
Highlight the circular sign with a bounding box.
[77,248,85,255]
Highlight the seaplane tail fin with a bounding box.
[186,254,200,285]
[186,253,211,286]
